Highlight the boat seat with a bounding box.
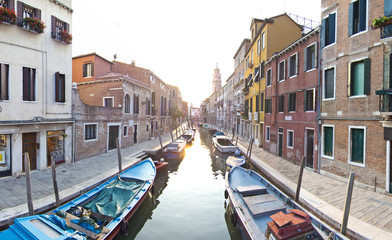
[243,194,286,218]
[236,185,267,197]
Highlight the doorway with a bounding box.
[278,128,283,157]
[22,132,37,171]
[305,129,314,168]
[108,126,119,151]
[134,125,138,144]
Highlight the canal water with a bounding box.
[115,129,242,240]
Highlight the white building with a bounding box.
[0,0,73,177]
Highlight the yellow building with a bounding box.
[244,14,302,147]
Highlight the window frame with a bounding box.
[265,98,272,114]
[103,97,114,107]
[278,60,286,82]
[55,72,65,103]
[305,42,317,72]
[21,65,37,102]
[348,126,366,167]
[348,57,370,98]
[287,130,294,149]
[323,66,336,100]
[84,123,98,142]
[289,52,298,78]
[266,68,272,87]
[124,93,131,114]
[288,93,296,112]
[304,89,315,112]
[83,62,94,78]
[123,125,128,137]
[348,0,368,37]
[321,11,337,48]
[0,62,10,101]
[266,126,270,142]
[321,124,335,160]
[261,32,265,50]
[278,95,284,113]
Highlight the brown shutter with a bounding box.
[9,0,15,10]
[55,72,59,102]
[31,68,36,101]
[51,16,56,38]
[35,8,41,20]
[17,1,23,24]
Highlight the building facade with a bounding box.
[0,0,73,177]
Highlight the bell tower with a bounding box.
[212,63,222,93]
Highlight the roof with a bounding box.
[72,52,113,65]
[78,71,149,89]
[233,38,251,59]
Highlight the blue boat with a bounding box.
[162,138,186,160]
[0,158,156,240]
[226,156,246,168]
[225,166,348,240]
[212,131,225,137]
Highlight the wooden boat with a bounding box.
[154,160,168,173]
[213,135,237,153]
[181,129,195,144]
[0,159,156,240]
[226,155,246,168]
[225,166,347,240]
[213,131,225,137]
[162,138,186,160]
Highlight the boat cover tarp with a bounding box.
[83,176,146,218]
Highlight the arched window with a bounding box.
[124,94,130,113]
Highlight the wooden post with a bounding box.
[170,129,174,141]
[24,153,34,215]
[116,138,122,173]
[235,136,238,146]
[340,172,355,236]
[246,137,252,157]
[157,130,163,153]
[51,156,60,207]
[248,138,254,161]
[176,128,178,139]
[294,156,306,202]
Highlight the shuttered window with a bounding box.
[22,67,36,101]
[288,93,296,112]
[266,68,272,86]
[348,0,367,36]
[250,98,253,113]
[266,126,270,141]
[245,99,249,116]
[278,95,284,112]
[278,60,285,81]
[124,94,131,113]
[260,92,264,112]
[304,89,315,111]
[134,94,139,114]
[0,63,9,101]
[103,97,113,107]
[289,53,298,77]
[84,124,97,141]
[323,126,333,157]
[265,98,272,113]
[255,94,259,112]
[348,58,370,96]
[83,62,94,78]
[350,128,365,164]
[321,13,336,47]
[324,68,335,99]
[287,130,294,148]
[55,72,65,103]
[305,44,317,71]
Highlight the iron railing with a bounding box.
[376,89,392,112]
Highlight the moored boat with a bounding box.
[154,160,168,173]
[213,135,237,153]
[162,138,186,160]
[225,166,347,240]
[213,131,225,137]
[226,155,246,168]
[181,129,195,144]
[0,158,156,240]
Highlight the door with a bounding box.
[150,120,154,138]
[306,130,314,168]
[108,126,119,151]
[22,132,37,171]
[390,144,392,193]
[134,125,138,144]
[278,128,283,157]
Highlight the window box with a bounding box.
[58,30,72,44]
[18,16,45,33]
[0,7,16,24]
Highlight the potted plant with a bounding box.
[372,16,392,29]
[0,7,17,24]
[59,30,72,44]
[18,17,46,33]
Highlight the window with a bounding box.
[348,59,370,96]
[255,94,259,112]
[146,124,149,132]
[55,72,65,103]
[287,130,294,149]
[266,68,272,86]
[305,43,317,71]
[151,92,155,115]
[0,0,10,8]
[251,50,254,65]
[265,98,272,113]
[304,89,315,111]
[0,63,9,101]
[349,126,366,166]
[348,0,367,36]
[260,62,265,79]
[51,16,70,43]
[288,93,296,112]
[18,2,42,32]
[83,62,94,78]
[266,126,270,142]
[289,53,298,77]
[84,124,97,141]
[133,94,139,114]
[324,67,335,99]
[278,60,285,81]
[322,125,334,159]
[0,0,15,24]
[103,97,113,107]
[261,32,265,50]
[260,92,264,112]
[123,126,128,137]
[278,95,284,112]
[250,98,253,113]
[321,13,336,47]
[124,94,131,113]
[385,0,392,17]
[145,97,151,115]
[257,39,261,55]
[22,67,36,101]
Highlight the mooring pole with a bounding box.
[157,130,163,153]
[170,129,174,141]
[246,137,252,157]
[248,138,254,161]
[235,136,239,146]
[51,156,60,207]
[24,153,34,215]
[116,138,122,173]
[176,127,178,139]
[294,156,306,202]
[340,172,355,236]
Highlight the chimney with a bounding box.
[131,60,135,66]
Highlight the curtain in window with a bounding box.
[0,64,9,100]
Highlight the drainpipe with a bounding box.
[317,27,322,174]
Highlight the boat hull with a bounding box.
[213,137,237,153]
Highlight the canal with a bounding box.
[116,128,242,239]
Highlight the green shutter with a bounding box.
[359,0,367,31]
[260,93,264,112]
[324,127,333,156]
[91,63,94,77]
[385,0,392,17]
[321,18,326,48]
[348,2,354,36]
[329,13,336,44]
[364,58,371,95]
[304,48,307,71]
[351,129,364,163]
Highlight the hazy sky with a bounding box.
[72,0,321,106]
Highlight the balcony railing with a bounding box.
[376,89,392,113]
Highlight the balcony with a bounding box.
[376,89,392,114]
[254,112,258,121]
[380,24,392,43]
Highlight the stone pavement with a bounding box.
[0,132,172,227]
[235,136,392,240]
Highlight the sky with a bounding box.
[72,0,321,107]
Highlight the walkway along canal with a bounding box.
[116,129,242,239]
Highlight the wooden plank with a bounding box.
[24,153,34,215]
[248,200,286,217]
[243,194,277,205]
[116,138,122,173]
[51,156,60,207]
[236,185,266,197]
